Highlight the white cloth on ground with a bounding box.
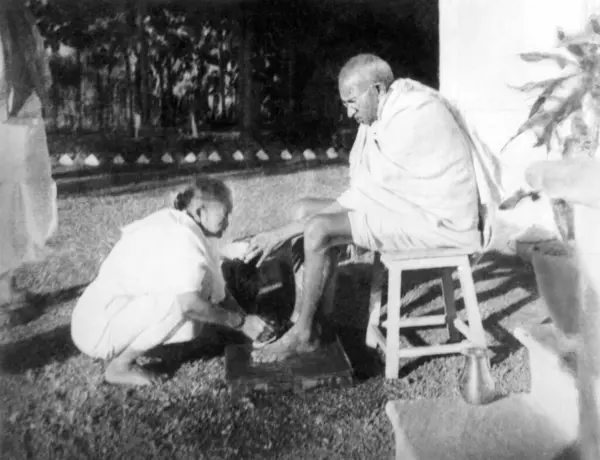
[71,208,226,359]
[0,93,57,276]
[338,78,493,252]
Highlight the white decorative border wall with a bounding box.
[52,146,347,175]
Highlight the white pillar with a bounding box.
[576,204,600,460]
[439,0,590,232]
[440,0,587,152]
[587,0,600,17]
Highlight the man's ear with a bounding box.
[189,200,206,219]
[196,203,207,216]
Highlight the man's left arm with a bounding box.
[243,201,349,265]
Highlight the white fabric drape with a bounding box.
[0,92,57,275]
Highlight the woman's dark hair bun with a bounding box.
[174,175,232,211]
[174,188,194,210]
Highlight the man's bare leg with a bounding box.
[291,241,340,323]
[253,212,353,362]
[288,197,336,324]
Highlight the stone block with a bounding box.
[183,152,197,163]
[513,324,579,439]
[256,149,269,161]
[225,335,353,398]
[208,151,221,163]
[387,395,577,460]
[112,154,126,165]
[326,147,338,159]
[83,154,101,167]
[136,154,150,165]
[161,153,174,164]
[303,149,316,160]
[58,154,74,167]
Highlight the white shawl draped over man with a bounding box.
[242,53,502,363]
[0,0,57,323]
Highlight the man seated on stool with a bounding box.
[244,54,500,363]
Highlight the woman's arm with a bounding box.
[181,291,268,341]
[181,292,245,329]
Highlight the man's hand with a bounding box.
[499,189,541,210]
[243,229,290,266]
[525,159,600,208]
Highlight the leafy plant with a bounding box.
[503,16,600,158]
[501,16,600,243]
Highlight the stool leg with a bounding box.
[441,268,461,342]
[366,253,384,349]
[457,259,486,348]
[386,265,402,379]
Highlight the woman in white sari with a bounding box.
[0,0,57,321]
[71,177,272,386]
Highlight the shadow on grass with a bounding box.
[39,283,89,308]
[0,279,246,376]
[0,321,252,377]
[255,257,455,382]
[0,283,89,330]
[0,284,91,373]
[0,324,76,374]
[332,262,384,381]
[145,325,249,377]
[331,262,449,381]
[0,251,539,381]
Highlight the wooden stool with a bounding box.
[366,247,487,379]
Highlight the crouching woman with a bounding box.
[71,176,267,386]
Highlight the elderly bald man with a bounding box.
[245,53,497,362]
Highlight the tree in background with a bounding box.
[27,0,438,145]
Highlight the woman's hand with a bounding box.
[239,314,270,341]
[243,229,290,266]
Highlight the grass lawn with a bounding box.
[1,166,541,459]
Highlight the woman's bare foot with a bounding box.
[252,325,320,363]
[104,359,161,386]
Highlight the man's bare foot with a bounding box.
[104,359,162,386]
[252,327,320,363]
